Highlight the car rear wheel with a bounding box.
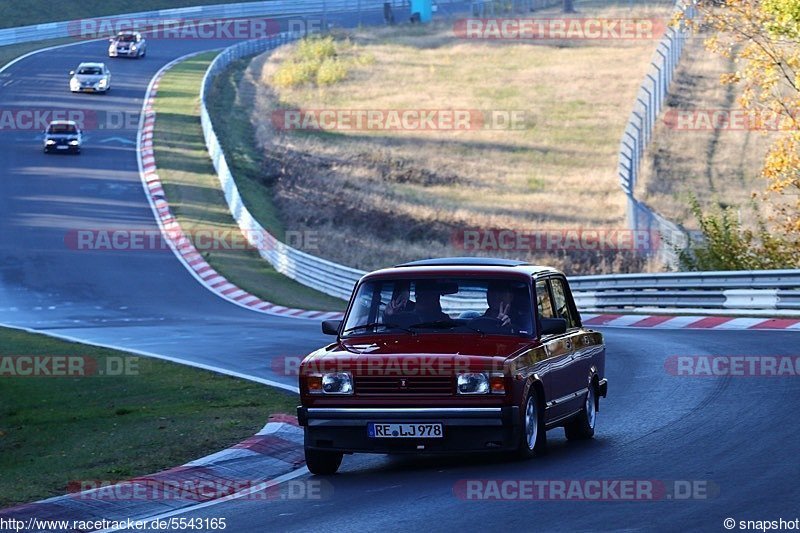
[517,387,546,458]
[305,447,343,475]
[564,383,597,440]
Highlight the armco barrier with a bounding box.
[0,0,428,47]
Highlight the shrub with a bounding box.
[678,195,799,270]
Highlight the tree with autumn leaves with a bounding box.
[680,0,800,269]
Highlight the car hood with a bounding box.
[73,74,106,82]
[303,334,533,374]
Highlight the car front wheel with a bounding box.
[517,386,546,458]
[564,383,597,440]
[305,447,342,475]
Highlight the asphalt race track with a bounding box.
[130,329,800,532]
[0,10,798,533]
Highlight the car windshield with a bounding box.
[342,277,533,337]
[48,124,77,134]
[77,67,102,75]
[117,34,136,42]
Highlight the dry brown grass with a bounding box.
[637,34,778,228]
[242,4,672,274]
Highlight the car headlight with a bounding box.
[68,140,79,146]
[457,372,505,394]
[131,45,137,51]
[109,45,116,51]
[98,78,108,88]
[45,140,55,145]
[307,372,353,394]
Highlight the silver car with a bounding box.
[69,63,111,93]
[108,32,147,58]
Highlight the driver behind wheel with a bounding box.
[482,282,529,332]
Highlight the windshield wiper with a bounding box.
[408,320,485,335]
[342,322,415,335]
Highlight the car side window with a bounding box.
[551,278,577,329]
[535,280,555,319]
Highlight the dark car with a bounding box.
[43,120,82,154]
[297,257,608,474]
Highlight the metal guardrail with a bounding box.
[571,270,800,312]
[618,0,695,269]
[0,0,418,47]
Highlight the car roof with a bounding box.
[48,120,78,126]
[77,62,105,68]
[117,31,140,36]
[363,257,563,281]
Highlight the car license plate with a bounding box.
[56,146,68,150]
[368,422,443,438]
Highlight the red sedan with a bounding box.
[297,257,608,474]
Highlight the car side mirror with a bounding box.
[540,317,567,336]
[69,71,75,76]
[322,320,342,336]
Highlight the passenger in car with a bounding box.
[484,282,515,327]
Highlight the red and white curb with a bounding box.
[0,416,306,530]
[582,313,800,331]
[137,53,343,322]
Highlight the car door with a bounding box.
[535,277,576,423]
[549,276,590,409]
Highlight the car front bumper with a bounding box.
[109,49,137,57]
[298,406,520,454]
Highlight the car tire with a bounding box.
[564,382,597,441]
[517,385,546,459]
[305,447,343,475]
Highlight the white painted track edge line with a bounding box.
[0,321,299,394]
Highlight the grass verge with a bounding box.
[0,326,297,507]
[152,52,345,312]
[242,5,672,275]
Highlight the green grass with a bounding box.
[0,1,268,29]
[153,52,345,311]
[0,327,298,507]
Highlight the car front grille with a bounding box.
[355,376,453,396]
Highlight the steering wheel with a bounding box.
[468,316,513,332]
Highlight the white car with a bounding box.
[108,32,147,58]
[69,63,111,93]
